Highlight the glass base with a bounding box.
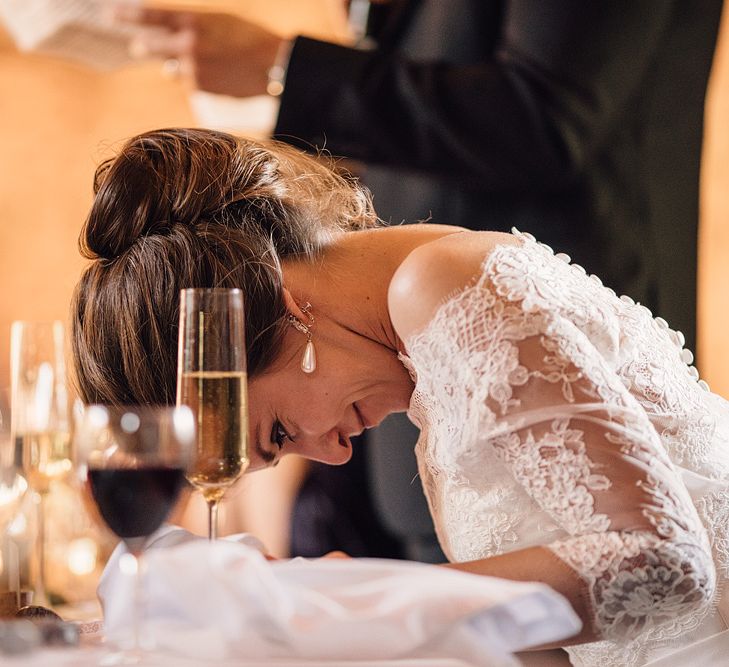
[100,649,144,666]
[100,636,157,666]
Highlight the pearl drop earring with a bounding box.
[288,302,316,373]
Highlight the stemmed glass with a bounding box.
[0,400,29,610]
[11,320,71,608]
[176,288,249,540]
[75,404,194,662]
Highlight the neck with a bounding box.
[282,229,403,353]
[281,224,466,354]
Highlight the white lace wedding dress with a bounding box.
[399,230,729,666]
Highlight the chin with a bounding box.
[357,401,403,432]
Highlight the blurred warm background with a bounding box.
[0,0,728,606]
[0,0,350,607]
[0,0,351,390]
[699,1,729,396]
[1,1,728,394]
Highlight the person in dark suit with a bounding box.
[119,0,723,348]
[117,0,723,562]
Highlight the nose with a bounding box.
[294,429,352,466]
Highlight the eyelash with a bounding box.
[271,419,293,450]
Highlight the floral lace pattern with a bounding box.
[402,231,728,666]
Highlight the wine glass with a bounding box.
[0,398,30,611]
[75,404,194,661]
[1,390,27,535]
[176,288,249,540]
[10,320,71,608]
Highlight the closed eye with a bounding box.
[271,419,293,450]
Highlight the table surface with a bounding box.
[4,648,476,666]
[2,619,478,666]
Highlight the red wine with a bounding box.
[88,467,185,539]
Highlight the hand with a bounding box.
[115,5,285,98]
[321,550,351,559]
[514,649,572,666]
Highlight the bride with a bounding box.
[72,128,729,666]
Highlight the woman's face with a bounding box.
[246,326,413,472]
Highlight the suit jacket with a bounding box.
[275,0,723,352]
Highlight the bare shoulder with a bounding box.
[388,231,518,344]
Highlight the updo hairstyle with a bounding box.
[71,128,376,405]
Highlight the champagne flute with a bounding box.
[75,404,194,661]
[1,391,27,537]
[176,288,249,540]
[11,320,71,607]
[0,399,30,611]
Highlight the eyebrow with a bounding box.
[254,422,276,464]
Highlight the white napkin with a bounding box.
[98,531,581,666]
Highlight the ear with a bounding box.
[282,288,307,321]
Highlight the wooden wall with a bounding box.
[0,0,350,394]
[699,1,729,392]
[0,0,345,553]
[0,28,193,394]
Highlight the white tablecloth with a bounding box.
[6,649,476,667]
[94,539,580,666]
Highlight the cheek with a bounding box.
[295,390,333,420]
[289,385,345,432]
[249,372,348,439]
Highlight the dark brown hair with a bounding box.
[72,128,376,405]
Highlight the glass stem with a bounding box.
[132,553,142,652]
[37,492,48,607]
[121,540,149,654]
[207,500,219,541]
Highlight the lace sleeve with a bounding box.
[483,307,716,641]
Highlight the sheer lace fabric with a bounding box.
[399,231,728,666]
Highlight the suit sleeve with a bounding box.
[274,0,676,192]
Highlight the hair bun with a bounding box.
[81,128,377,263]
[81,129,242,261]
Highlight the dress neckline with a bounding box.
[396,228,533,384]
